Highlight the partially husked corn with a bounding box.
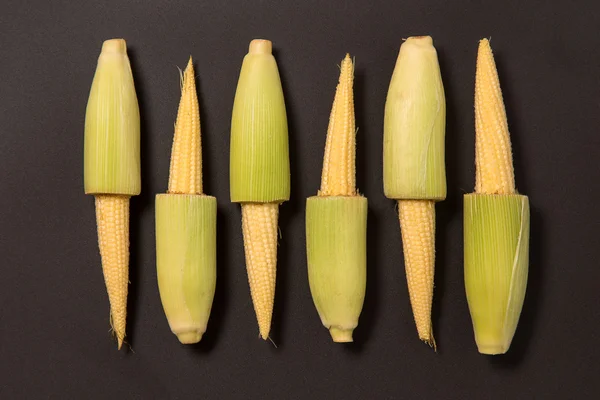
[464,39,530,355]
[156,58,217,344]
[230,39,290,340]
[84,38,140,349]
[306,54,367,343]
[168,58,203,195]
[383,36,445,348]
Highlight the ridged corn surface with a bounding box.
[230,40,290,203]
[168,58,202,195]
[156,194,216,344]
[383,36,446,200]
[398,199,435,346]
[241,202,279,339]
[475,39,515,195]
[95,194,129,349]
[84,39,140,196]
[306,196,367,342]
[319,54,356,197]
[464,194,529,354]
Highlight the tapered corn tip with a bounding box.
[249,39,272,55]
[168,57,203,195]
[422,334,436,350]
[112,311,126,350]
[474,38,515,195]
[241,203,278,340]
[101,38,127,54]
[319,54,356,197]
[176,331,203,344]
[95,195,129,350]
[416,319,435,348]
[398,200,436,348]
[330,327,354,343]
[416,325,435,350]
[259,327,270,341]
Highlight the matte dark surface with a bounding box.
[1,0,599,398]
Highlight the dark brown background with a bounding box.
[1,0,599,398]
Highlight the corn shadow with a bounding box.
[344,66,381,353]
[189,62,229,352]
[269,48,300,348]
[431,47,462,352]
[125,47,153,351]
[489,51,545,367]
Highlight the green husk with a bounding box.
[230,40,290,203]
[306,196,367,342]
[383,36,446,200]
[84,39,140,195]
[156,194,217,344]
[464,194,530,354]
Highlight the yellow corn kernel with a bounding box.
[319,54,356,197]
[95,194,130,349]
[398,199,435,347]
[475,39,515,195]
[241,202,279,339]
[168,57,202,195]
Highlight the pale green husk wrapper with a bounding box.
[230,50,290,203]
[464,194,530,354]
[383,37,446,200]
[84,43,140,195]
[156,194,217,344]
[306,196,367,342]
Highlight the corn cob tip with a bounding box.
[330,327,354,343]
[167,57,203,195]
[474,37,515,195]
[176,331,203,344]
[423,335,436,351]
[101,38,127,54]
[249,39,272,55]
[318,53,356,197]
[259,329,269,341]
[241,203,278,340]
